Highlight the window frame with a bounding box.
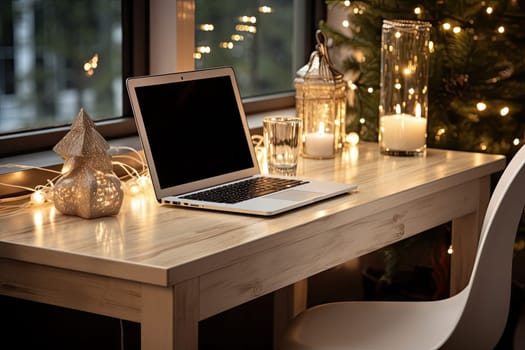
[0,0,325,158]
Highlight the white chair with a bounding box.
[279,145,525,350]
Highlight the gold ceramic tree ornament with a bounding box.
[53,108,124,219]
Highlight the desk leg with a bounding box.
[273,279,308,349]
[141,278,199,350]
[450,176,490,295]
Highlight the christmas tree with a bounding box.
[322,0,525,159]
[321,1,525,295]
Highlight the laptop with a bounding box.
[126,67,357,216]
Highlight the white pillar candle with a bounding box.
[305,131,335,158]
[380,114,427,151]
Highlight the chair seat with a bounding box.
[280,289,468,350]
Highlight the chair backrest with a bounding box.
[444,145,525,349]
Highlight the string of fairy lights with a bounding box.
[0,146,150,214]
[333,0,524,151]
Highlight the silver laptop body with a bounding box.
[126,67,356,216]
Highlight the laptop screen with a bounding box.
[134,74,254,189]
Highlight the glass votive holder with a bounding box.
[379,19,431,156]
[301,100,338,159]
[263,116,302,175]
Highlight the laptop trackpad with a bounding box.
[267,190,323,202]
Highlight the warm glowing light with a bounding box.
[258,6,272,13]
[435,127,446,141]
[349,83,357,90]
[442,22,451,30]
[196,46,211,54]
[500,106,510,116]
[453,26,461,33]
[486,6,493,14]
[346,132,360,146]
[429,41,434,52]
[395,31,401,39]
[238,15,256,23]
[199,24,214,31]
[359,118,366,124]
[220,42,234,49]
[415,103,421,117]
[395,104,401,114]
[342,20,350,28]
[31,190,46,205]
[344,0,351,6]
[193,52,202,59]
[414,7,422,15]
[394,83,402,90]
[231,34,244,41]
[447,245,454,254]
[514,138,521,146]
[408,88,415,95]
[83,53,99,76]
[318,122,326,134]
[480,143,488,151]
[403,67,412,75]
[353,7,359,14]
[476,102,487,111]
[498,26,505,34]
[367,87,374,93]
[235,24,257,33]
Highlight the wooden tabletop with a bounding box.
[0,142,506,289]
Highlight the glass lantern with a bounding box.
[379,19,431,156]
[295,30,347,159]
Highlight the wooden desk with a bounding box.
[0,142,505,349]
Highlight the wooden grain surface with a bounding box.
[0,142,505,288]
[0,142,506,349]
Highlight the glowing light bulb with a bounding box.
[367,87,374,93]
[514,138,520,146]
[453,26,461,33]
[443,22,451,30]
[447,245,454,254]
[346,132,360,146]
[199,24,214,31]
[359,118,365,124]
[500,106,510,116]
[31,190,46,205]
[342,20,349,28]
[476,102,487,111]
[258,6,272,13]
[414,7,422,15]
[486,6,493,14]
[498,26,505,34]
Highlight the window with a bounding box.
[0,0,323,158]
[0,0,147,157]
[195,1,295,97]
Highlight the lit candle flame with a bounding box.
[395,104,401,114]
[318,122,325,134]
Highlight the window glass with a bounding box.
[195,0,298,98]
[0,0,122,135]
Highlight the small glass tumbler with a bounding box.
[379,19,431,156]
[263,116,302,174]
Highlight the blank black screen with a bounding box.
[135,75,254,189]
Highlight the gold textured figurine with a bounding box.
[53,108,124,219]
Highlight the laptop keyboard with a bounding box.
[181,177,309,204]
